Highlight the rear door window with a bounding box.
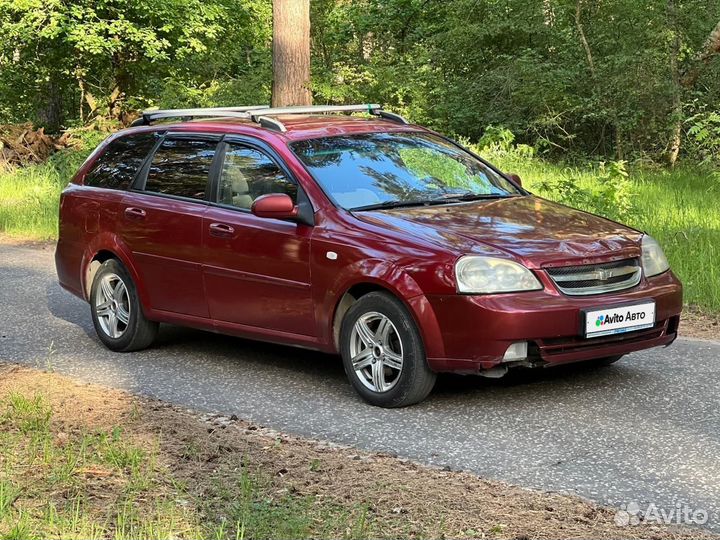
[144,138,218,200]
[85,133,157,190]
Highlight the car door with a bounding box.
[202,138,316,336]
[120,133,220,318]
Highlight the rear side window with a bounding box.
[144,138,217,200]
[85,133,157,190]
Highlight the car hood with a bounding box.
[354,196,643,268]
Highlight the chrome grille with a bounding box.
[546,258,642,296]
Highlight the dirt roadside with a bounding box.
[0,361,715,539]
[678,305,720,340]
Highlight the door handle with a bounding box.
[209,222,236,238]
[124,207,146,220]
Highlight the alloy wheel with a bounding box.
[94,273,131,339]
[349,311,404,392]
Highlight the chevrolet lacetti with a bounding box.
[55,104,683,407]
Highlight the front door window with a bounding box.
[219,144,298,209]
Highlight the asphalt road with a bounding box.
[2,243,720,530]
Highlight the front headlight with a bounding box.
[641,235,670,277]
[455,256,542,294]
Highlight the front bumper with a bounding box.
[423,270,683,373]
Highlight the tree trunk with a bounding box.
[615,126,625,161]
[574,0,595,78]
[272,0,312,107]
[667,12,682,164]
[77,71,86,124]
[576,0,622,158]
[699,20,720,58]
[666,17,720,165]
[110,51,129,121]
[37,80,62,133]
[667,0,682,167]
[682,20,720,87]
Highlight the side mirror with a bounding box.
[251,193,298,220]
[507,173,522,187]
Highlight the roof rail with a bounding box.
[247,103,408,132]
[130,103,409,132]
[247,104,381,121]
[376,110,409,124]
[130,106,268,127]
[256,116,288,133]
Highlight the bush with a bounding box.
[686,111,720,164]
[537,160,638,223]
[473,125,536,159]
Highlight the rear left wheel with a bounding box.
[90,259,158,352]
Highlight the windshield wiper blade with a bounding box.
[350,193,519,211]
[350,199,434,211]
[433,193,516,203]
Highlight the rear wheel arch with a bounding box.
[81,238,149,312]
[84,250,117,298]
[83,246,155,323]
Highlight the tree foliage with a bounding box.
[0,0,271,128]
[1,0,719,162]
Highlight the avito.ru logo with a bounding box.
[614,501,709,527]
[596,313,624,327]
[596,310,647,327]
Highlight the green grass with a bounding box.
[1,147,718,311]
[0,149,89,240]
[203,467,371,540]
[0,391,372,540]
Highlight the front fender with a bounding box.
[317,258,445,359]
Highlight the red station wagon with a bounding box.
[55,104,683,407]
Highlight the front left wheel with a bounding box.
[340,292,436,407]
[90,259,158,352]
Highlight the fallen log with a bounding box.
[0,123,69,168]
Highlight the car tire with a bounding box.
[593,354,624,366]
[340,291,436,407]
[90,259,158,352]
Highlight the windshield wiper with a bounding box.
[350,199,436,211]
[432,193,518,203]
[350,193,519,212]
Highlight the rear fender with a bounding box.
[81,233,151,312]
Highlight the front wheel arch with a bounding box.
[328,276,446,360]
[332,282,398,351]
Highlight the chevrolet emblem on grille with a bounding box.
[592,269,611,280]
[547,259,642,295]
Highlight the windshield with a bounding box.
[290,132,522,210]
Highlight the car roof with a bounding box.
[118,114,426,143]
